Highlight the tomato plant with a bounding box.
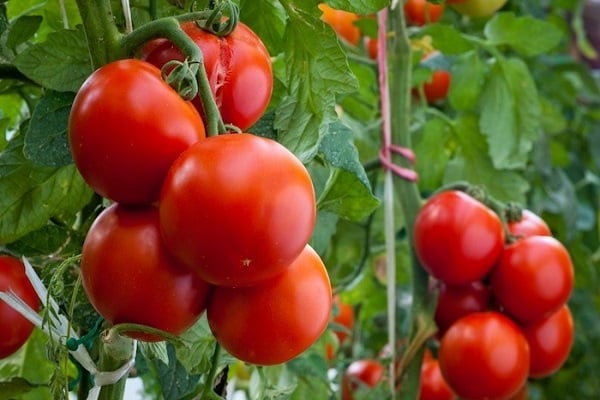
[80,204,212,342]
[439,312,530,400]
[159,133,316,287]
[341,359,385,400]
[450,0,508,18]
[206,245,331,365]
[521,305,575,378]
[0,256,39,359]
[404,0,445,27]
[142,21,272,131]
[491,236,574,323]
[68,59,206,205]
[414,190,505,285]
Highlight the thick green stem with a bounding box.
[75,0,125,69]
[386,4,432,399]
[97,330,135,400]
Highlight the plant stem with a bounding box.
[97,330,135,400]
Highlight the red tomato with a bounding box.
[207,245,331,365]
[69,59,205,205]
[439,312,530,400]
[423,69,451,103]
[414,190,505,285]
[159,133,316,287]
[0,256,39,358]
[142,21,272,131]
[521,305,574,378]
[319,3,361,46]
[508,209,552,239]
[405,0,445,26]
[80,204,212,342]
[507,385,528,400]
[332,295,355,343]
[419,351,455,400]
[434,281,492,336]
[342,359,385,400]
[491,236,574,323]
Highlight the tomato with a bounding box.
[69,59,205,205]
[491,236,574,323]
[414,190,505,285]
[434,281,492,336]
[341,359,385,400]
[508,209,552,239]
[207,245,331,365]
[419,351,455,400]
[508,385,528,400]
[439,312,530,400]
[450,0,508,18]
[142,21,272,131]
[405,0,445,26]
[319,3,361,46]
[159,133,316,287]
[422,69,451,103]
[80,204,211,342]
[521,305,574,378]
[332,295,355,343]
[0,256,39,358]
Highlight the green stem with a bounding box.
[198,344,224,400]
[74,0,125,69]
[386,5,431,400]
[97,329,135,400]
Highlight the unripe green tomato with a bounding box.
[451,0,508,18]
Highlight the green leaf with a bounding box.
[240,0,286,56]
[413,117,451,193]
[479,58,541,170]
[484,13,563,57]
[422,23,475,55]
[0,378,37,397]
[24,90,74,167]
[448,50,484,111]
[275,2,358,162]
[0,135,93,243]
[13,27,92,92]
[325,0,389,14]
[317,122,380,221]
[139,341,170,367]
[444,114,529,203]
[6,15,42,50]
[173,315,220,375]
[154,344,201,400]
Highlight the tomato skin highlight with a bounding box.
[69,59,205,205]
[414,190,505,285]
[521,305,574,378]
[80,204,212,342]
[143,21,272,131]
[0,256,40,358]
[159,133,316,287]
[491,236,574,323]
[405,0,445,26]
[207,245,331,365]
[439,312,530,400]
[341,359,385,400]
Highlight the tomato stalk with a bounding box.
[97,329,135,400]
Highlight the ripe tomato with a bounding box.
[69,59,205,205]
[434,281,492,336]
[491,236,574,323]
[450,0,508,18]
[142,21,272,131]
[423,69,451,103]
[414,190,505,285]
[319,3,361,46]
[419,350,455,400]
[80,204,211,342]
[159,133,316,287]
[341,359,385,400]
[508,209,552,239]
[207,245,331,365]
[332,295,355,343]
[521,305,574,378]
[439,312,530,400]
[0,256,39,358]
[405,0,445,26]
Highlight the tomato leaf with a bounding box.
[153,343,201,400]
[443,114,529,203]
[24,90,74,167]
[448,50,484,111]
[413,117,451,193]
[325,0,389,14]
[275,2,358,162]
[479,58,541,170]
[484,13,563,58]
[13,27,92,92]
[422,23,475,55]
[0,135,93,243]
[239,0,287,56]
[317,122,380,221]
[6,15,42,51]
[173,315,226,375]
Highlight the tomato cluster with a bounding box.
[414,189,575,399]
[69,21,331,365]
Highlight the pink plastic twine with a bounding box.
[377,8,418,182]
